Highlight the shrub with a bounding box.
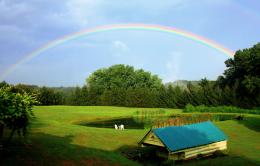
[0,86,38,144]
[184,104,260,114]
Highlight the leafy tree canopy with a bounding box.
[0,86,38,143]
[86,64,163,92]
[217,43,260,107]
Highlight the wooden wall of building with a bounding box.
[142,132,165,147]
[140,131,227,161]
[170,140,227,160]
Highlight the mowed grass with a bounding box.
[2,106,260,166]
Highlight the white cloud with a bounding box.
[113,40,128,51]
[0,0,33,20]
[164,51,182,82]
[64,0,103,28]
[112,40,129,57]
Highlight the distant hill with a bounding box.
[165,80,200,88]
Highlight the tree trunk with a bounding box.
[0,124,3,139]
[7,128,15,144]
[0,124,3,151]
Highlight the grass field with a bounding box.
[2,106,260,166]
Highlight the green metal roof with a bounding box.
[152,121,227,152]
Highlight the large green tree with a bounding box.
[217,43,260,107]
[86,64,162,106]
[87,64,162,91]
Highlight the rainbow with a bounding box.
[0,23,235,80]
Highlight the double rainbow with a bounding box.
[1,23,235,80]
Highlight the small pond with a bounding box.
[79,117,146,129]
[78,114,247,129]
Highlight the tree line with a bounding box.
[1,43,259,109]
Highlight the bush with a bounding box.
[184,104,260,114]
[0,86,38,144]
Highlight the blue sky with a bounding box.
[0,0,259,86]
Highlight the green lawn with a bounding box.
[2,106,260,166]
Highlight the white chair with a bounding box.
[120,124,124,130]
[114,124,118,130]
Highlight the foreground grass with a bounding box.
[2,106,260,166]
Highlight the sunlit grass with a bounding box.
[2,106,260,166]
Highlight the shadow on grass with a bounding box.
[174,155,260,166]
[116,145,259,166]
[115,124,260,166]
[117,145,165,165]
[30,118,49,129]
[1,131,259,166]
[78,117,145,129]
[238,117,260,132]
[115,127,216,166]
[0,133,137,166]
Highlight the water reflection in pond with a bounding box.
[79,113,247,129]
[79,117,146,129]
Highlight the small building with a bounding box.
[139,121,228,160]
